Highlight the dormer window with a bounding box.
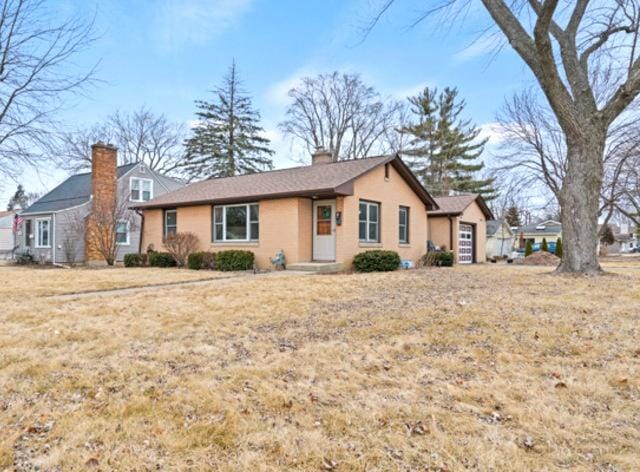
[130,177,153,202]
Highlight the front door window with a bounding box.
[316,205,332,235]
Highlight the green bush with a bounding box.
[124,253,147,267]
[216,250,254,271]
[148,252,177,268]
[555,237,563,259]
[423,251,454,267]
[188,251,216,270]
[541,237,549,252]
[525,240,533,257]
[353,250,401,272]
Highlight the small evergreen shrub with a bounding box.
[525,240,533,257]
[124,253,147,267]
[541,237,549,252]
[216,250,254,271]
[148,252,177,268]
[423,251,454,267]
[555,237,563,259]
[353,250,401,272]
[188,251,216,270]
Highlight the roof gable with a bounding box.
[22,163,138,214]
[486,219,514,237]
[428,194,494,219]
[133,154,438,210]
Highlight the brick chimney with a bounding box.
[85,142,118,263]
[311,146,332,165]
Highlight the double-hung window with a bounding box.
[213,203,259,242]
[164,209,177,237]
[36,218,51,248]
[130,178,153,202]
[399,206,409,244]
[116,221,129,245]
[359,200,380,242]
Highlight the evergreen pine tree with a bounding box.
[525,240,533,257]
[541,237,549,252]
[555,237,563,258]
[400,87,495,199]
[7,184,26,210]
[504,205,521,227]
[183,61,274,180]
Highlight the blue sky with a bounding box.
[3,0,537,205]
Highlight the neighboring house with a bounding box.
[18,143,183,264]
[516,219,562,247]
[427,194,494,264]
[133,149,438,270]
[486,219,515,259]
[0,210,18,258]
[598,223,639,253]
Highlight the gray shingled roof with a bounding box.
[133,155,438,210]
[517,220,562,235]
[22,163,137,215]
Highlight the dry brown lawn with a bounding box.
[0,263,639,471]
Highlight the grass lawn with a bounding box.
[1,263,639,470]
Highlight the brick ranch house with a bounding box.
[133,149,443,270]
[427,194,494,264]
[18,143,183,264]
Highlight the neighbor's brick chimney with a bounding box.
[85,142,118,263]
[311,146,332,165]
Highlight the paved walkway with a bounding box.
[47,270,311,301]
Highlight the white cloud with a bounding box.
[454,33,503,63]
[154,0,253,50]
[478,122,507,146]
[389,81,434,100]
[265,67,317,108]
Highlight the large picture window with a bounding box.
[130,178,153,202]
[36,218,51,248]
[359,200,380,242]
[164,209,177,237]
[213,203,259,242]
[399,206,409,244]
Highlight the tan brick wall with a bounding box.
[428,200,487,263]
[336,164,428,268]
[141,198,313,269]
[85,143,118,262]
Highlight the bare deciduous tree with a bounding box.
[59,107,186,175]
[0,0,95,182]
[61,212,85,266]
[372,0,640,274]
[494,89,640,233]
[280,72,403,161]
[86,198,137,266]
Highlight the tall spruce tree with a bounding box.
[400,87,495,198]
[504,205,521,227]
[183,61,274,180]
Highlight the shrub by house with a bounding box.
[353,250,401,272]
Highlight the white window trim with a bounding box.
[35,217,52,248]
[399,206,409,244]
[164,209,177,237]
[359,201,380,243]
[213,203,259,242]
[116,220,130,246]
[129,177,154,202]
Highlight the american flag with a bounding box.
[12,214,24,233]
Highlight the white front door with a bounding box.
[459,223,473,264]
[313,200,336,261]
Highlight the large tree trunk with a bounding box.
[556,129,606,274]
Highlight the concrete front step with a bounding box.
[286,262,345,273]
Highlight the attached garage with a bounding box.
[427,194,494,264]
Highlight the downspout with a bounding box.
[136,209,145,253]
[52,212,56,265]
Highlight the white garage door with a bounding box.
[459,223,473,264]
